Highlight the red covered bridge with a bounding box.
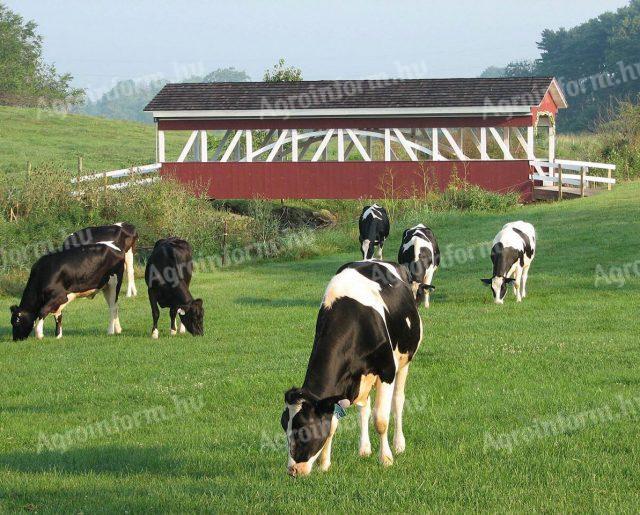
[144,77,568,201]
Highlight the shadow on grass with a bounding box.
[0,445,181,476]
[235,297,318,308]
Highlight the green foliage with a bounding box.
[263,58,303,82]
[481,1,640,132]
[0,2,83,108]
[202,67,251,83]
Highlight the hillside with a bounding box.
[0,106,157,175]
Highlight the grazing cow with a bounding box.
[398,224,440,308]
[358,204,390,260]
[145,237,203,338]
[482,221,536,304]
[10,242,125,341]
[281,260,423,476]
[64,222,138,297]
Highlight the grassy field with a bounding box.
[0,183,639,512]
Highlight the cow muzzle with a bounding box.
[287,462,312,477]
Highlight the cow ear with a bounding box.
[192,299,203,308]
[316,396,350,414]
[504,277,516,284]
[480,279,492,285]
[10,305,19,315]
[422,284,436,291]
[284,387,305,405]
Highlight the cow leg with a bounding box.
[169,307,178,336]
[392,364,409,453]
[374,378,395,466]
[513,267,523,302]
[358,396,372,457]
[124,249,137,297]
[423,267,435,308]
[102,274,121,335]
[319,418,338,472]
[149,290,160,339]
[34,317,45,340]
[521,264,530,298]
[179,321,186,334]
[54,314,63,339]
[377,242,384,260]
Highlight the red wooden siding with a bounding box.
[157,116,534,131]
[160,161,533,202]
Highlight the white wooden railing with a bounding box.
[530,159,616,194]
[71,163,161,192]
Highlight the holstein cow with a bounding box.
[358,204,390,260]
[10,242,125,340]
[281,260,423,477]
[482,221,536,304]
[398,224,440,308]
[64,222,138,297]
[145,237,203,338]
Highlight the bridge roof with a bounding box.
[145,77,566,120]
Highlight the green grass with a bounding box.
[0,183,639,512]
[0,106,180,176]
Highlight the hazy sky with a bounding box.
[6,0,630,97]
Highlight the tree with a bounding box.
[0,2,83,108]
[504,60,539,77]
[263,58,302,82]
[203,67,251,82]
[479,66,506,78]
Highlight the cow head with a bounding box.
[10,305,35,341]
[481,277,515,304]
[281,387,349,477]
[415,283,436,307]
[178,299,204,335]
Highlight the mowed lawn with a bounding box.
[0,184,639,512]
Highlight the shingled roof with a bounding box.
[145,77,566,116]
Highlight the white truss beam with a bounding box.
[384,129,391,161]
[245,130,253,162]
[346,129,371,161]
[440,128,467,160]
[311,129,335,162]
[157,129,165,162]
[337,128,345,162]
[221,130,244,162]
[393,128,418,161]
[266,129,289,162]
[291,129,298,162]
[212,130,232,161]
[489,127,513,159]
[199,130,208,162]
[177,130,199,163]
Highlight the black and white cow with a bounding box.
[482,221,536,304]
[358,204,390,260]
[281,260,423,476]
[145,237,203,338]
[64,222,138,297]
[398,224,440,308]
[10,242,125,340]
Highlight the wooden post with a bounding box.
[558,166,563,201]
[580,166,587,197]
[607,169,612,191]
[221,219,228,267]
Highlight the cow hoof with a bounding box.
[319,461,331,472]
[170,329,177,336]
[380,453,394,467]
[179,324,186,334]
[359,444,372,457]
[394,436,406,454]
[56,334,62,340]
[151,329,159,339]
